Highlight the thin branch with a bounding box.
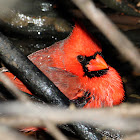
[45,121,68,140]
[72,0,140,72]
[0,102,139,133]
[0,116,44,128]
[0,125,33,140]
[123,133,140,140]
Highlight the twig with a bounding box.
[45,121,68,140]
[123,133,140,140]
[0,0,19,16]
[72,0,140,72]
[0,125,33,140]
[0,102,139,133]
[0,116,44,128]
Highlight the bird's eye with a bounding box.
[77,55,85,62]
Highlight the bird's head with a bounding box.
[63,23,109,78]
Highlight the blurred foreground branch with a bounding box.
[0,125,33,140]
[0,101,139,133]
[0,0,19,17]
[72,0,140,72]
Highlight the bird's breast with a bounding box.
[78,67,124,108]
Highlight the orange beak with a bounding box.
[86,54,108,71]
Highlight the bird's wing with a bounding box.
[41,66,83,100]
[28,42,85,100]
[28,41,65,70]
[3,67,84,100]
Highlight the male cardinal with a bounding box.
[4,23,124,108]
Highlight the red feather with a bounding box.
[4,23,124,108]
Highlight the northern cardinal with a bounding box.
[4,23,124,108]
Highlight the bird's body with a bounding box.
[4,23,124,108]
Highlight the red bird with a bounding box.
[4,23,124,108]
